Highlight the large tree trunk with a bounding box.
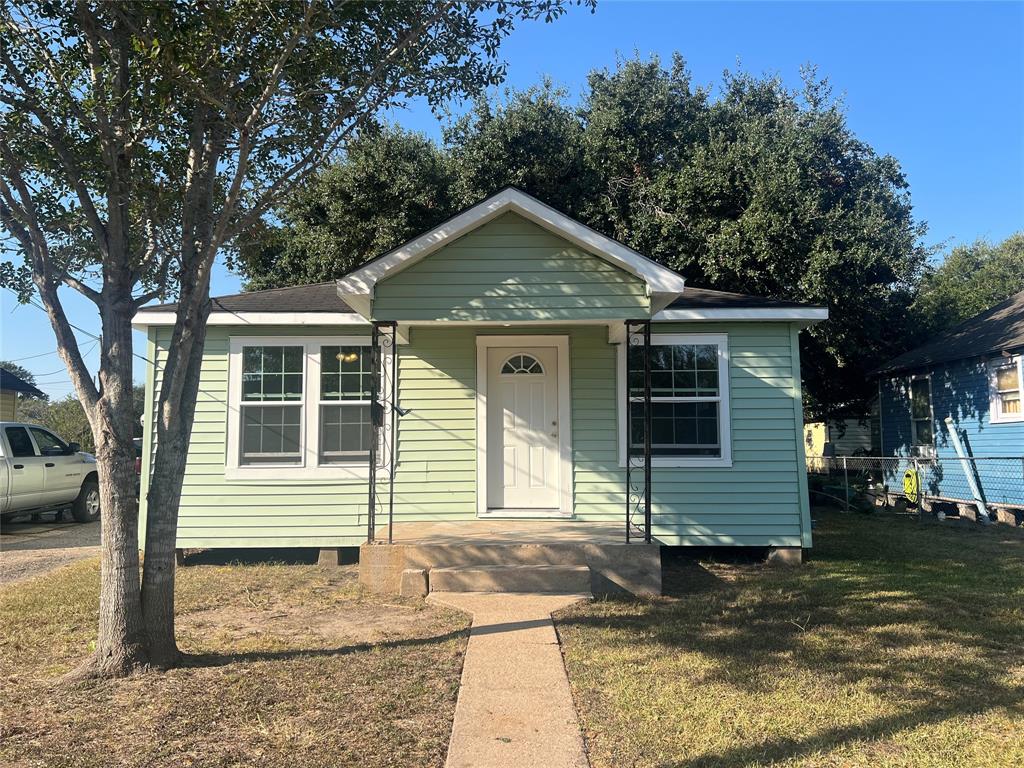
[86,298,151,676]
[140,307,210,668]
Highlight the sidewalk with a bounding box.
[428,592,590,768]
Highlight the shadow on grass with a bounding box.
[558,511,1024,766]
[181,547,359,566]
[664,693,1022,768]
[183,625,470,667]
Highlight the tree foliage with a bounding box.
[236,55,929,416]
[236,123,458,289]
[17,384,145,453]
[912,233,1024,336]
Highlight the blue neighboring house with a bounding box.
[873,290,1024,511]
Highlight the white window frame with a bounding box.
[226,336,381,480]
[988,354,1024,424]
[907,374,936,457]
[616,332,732,468]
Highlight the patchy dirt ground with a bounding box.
[0,515,101,584]
[0,559,470,768]
[180,587,444,649]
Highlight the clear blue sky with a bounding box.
[2,0,1022,398]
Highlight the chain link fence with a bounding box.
[806,455,1024,526]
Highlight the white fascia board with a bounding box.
[654,308,828,322]
[334,188,687,313]
[131,311,368,329]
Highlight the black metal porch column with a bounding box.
[366,321,398,544]
[625,320,653,543]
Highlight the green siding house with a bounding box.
[134,189,825,566]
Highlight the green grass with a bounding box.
[0,560,469,768]
[556,511,1024,768]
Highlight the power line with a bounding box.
[2,287,157,367]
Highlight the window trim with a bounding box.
[988,354,1024,424]
[616,332,732,468]
[907,373,936,457]
[226,336,379,480]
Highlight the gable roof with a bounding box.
[0,367,46,398]
[335,187,688,317]
[874,289,1024,375]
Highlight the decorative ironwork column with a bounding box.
[625,320,653,543]
[367,321,398,544]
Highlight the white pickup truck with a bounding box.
[0,422,100,523]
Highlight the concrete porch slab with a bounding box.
[380,519,654,545]
[360,520,662,597]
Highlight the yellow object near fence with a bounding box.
[903,468,920,507]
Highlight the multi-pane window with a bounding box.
[990,356,1023,423]
[240,346,304,465]
[625,337,730,462]
[319,345,373,463]
[230,340,376,474]
[909,376,933,449]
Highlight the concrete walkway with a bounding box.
[428,592,590,768]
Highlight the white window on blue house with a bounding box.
[617,333,732,468]
[989,355,1023,423]
[909,375,934,453]
[227,337,377,479]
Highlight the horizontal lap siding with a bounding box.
[371,213,649,321]
[140,325,372,548]
[880,360,1024,507]
[141,321,808,548]
[572,322,805,546]
[393,328,477,519]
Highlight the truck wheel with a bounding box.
[72,479,101,523]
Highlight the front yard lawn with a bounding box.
[0,558,469,768]
[557,511,1024,768]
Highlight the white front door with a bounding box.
[486,347,560,511]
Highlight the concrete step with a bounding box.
[429,564,592,594]
[407,543,590,569]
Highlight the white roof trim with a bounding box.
[132,306,827,329]
[656,308,828,322]
[335,188,687,315]
[131,311,368,329]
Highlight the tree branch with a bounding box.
[0,45,110,253]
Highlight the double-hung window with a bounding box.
[618,333,732,467]
[239,346,305,465]
[908,375,935,455]
[319,345,374,463]
[227,337,379,479]
[989,354,1023,423]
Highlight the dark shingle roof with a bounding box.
[0,368,46,398]
[874,290,1024,375]
[667,287,818,310]
[137,282,820,316]
[140,282,350,314]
